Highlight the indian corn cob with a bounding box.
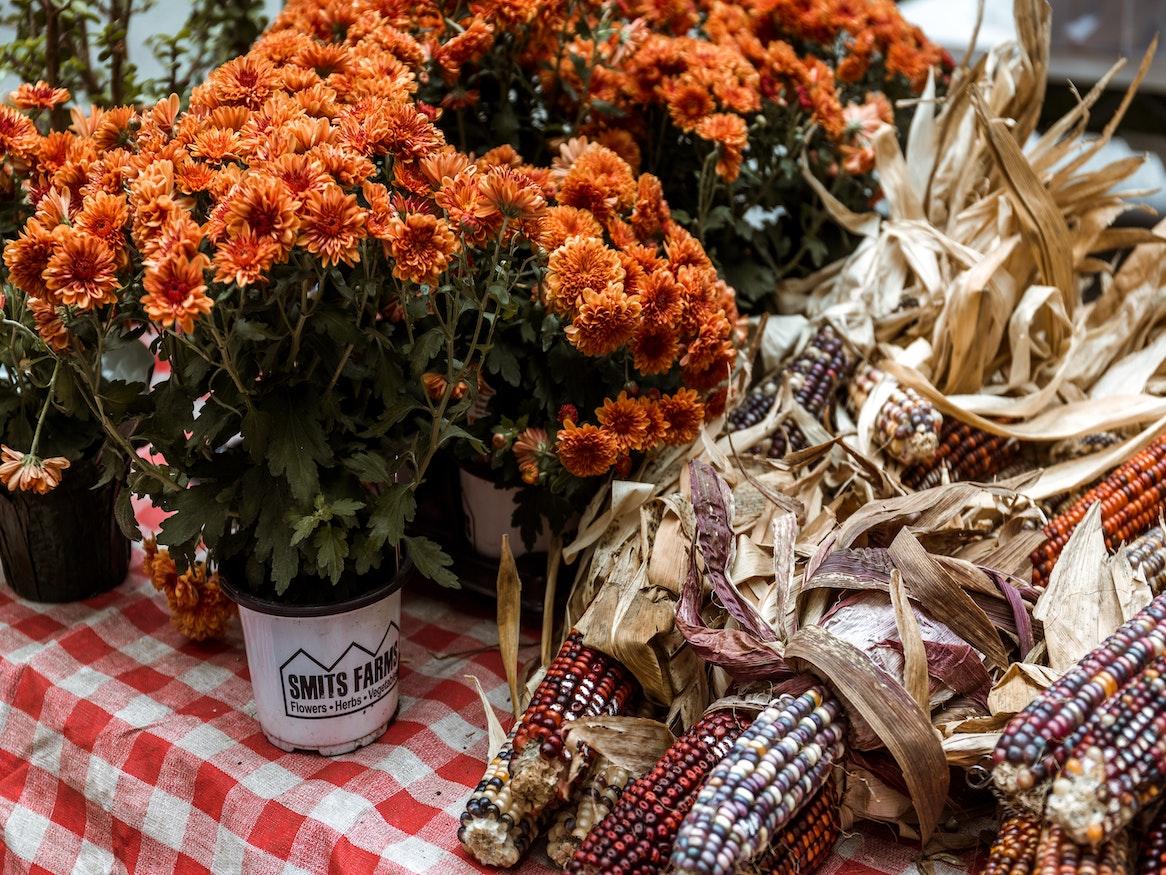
[670,686,847,875]
[901,420,1021,490]
[727,323,855,457]
[1030,436,1166,588]
[1136,804,1166,875]
[992,594,1166,806]
[566,708,753,874]
[1034,824,1130,875]
[1125,526,1166,595]
[757,777,841,875]
[508,631,639,811]
[1047,655,1166,845]
[459,730,542,867]
[984,811,1043,875]
[1050,432,1124,463]
[846,361,943,465]
[546,758,633,867]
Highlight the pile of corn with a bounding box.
[983,594,1166,873]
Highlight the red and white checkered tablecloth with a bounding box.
[0,507,981,874]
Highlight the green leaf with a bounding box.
[290,513,321,546]
[329,498,365,519]
[368,485,416,551]
[487,343,521,387]
[343,451,393,484]
[409,328,444,374]
[157,484,229,552]
[404,535,459,588]
[313,525,348,584]
[262,390,333,503]
[114,487,142,542]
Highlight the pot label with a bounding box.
[279,622,400,720]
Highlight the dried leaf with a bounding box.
[987,662,1061,716]
[467,674,508,762]
[563,716,676,775]
[496,535,524,718]
[785,624,948,843]
[541,537,562,667]
[889,569,929,714]
[766,513,798,641]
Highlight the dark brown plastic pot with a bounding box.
[0,455,130,603]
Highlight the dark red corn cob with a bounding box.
[759,778,841,875]
[992,595,1166,807]
[901,420,1021,489]
[566,708,753,874]
[1031,436,1166,588]
[1034,823,1130,875]
[1048,655,1166,845]
[1136,805,1166,875]
[984,812,1043,875]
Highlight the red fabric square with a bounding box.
[121,733,172,786]
[10,666,52,722]
[309,759,366,789]
[247,800,308,860]
[121,598,169,635]
[11,613,66,641]
[436,752,488,785]
[173,851,212,875]
[176,695,232,722]
[48,780,89,839]
[111,816,143,872]
[62,700,115,750]
[58,627,116,666]
[118,665,172,696]
[190,761,233,822]
[376,788,442,835]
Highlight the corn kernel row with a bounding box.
[984,811,1043,875]
[846,361,943,465]
[1125,526,1166,595]
[546,759,633,867]
[901,420,1021,490]
[1035,824,1130,875]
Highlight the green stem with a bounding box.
[27,358,60,456]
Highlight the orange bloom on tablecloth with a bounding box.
[557,144,637,222]
[0,446,70,494]
[299,185,367,267]
[564,282,642,356]
[383,212,459,285]
[170,570,234,642]
[213,229,282,286]
[695,113,748,182]
[556,421,619,477]
[142,253,214,333]
[596,392,651,452]
[657,387,705,445]
[538,206,604,252]
[219,174,301,252]
[74,192,129,245]
[42,230,121,309]
[4,219,58,298]
[543,235,625,316]
[10,80,70,110]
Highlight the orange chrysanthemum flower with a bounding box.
[3,219,58,297]
[637,270,684,326]
[43,230,120,309]
[10,81,70,110]
[555,421,618,478]
[557,144,637,221]
[630,173,670,242]
[220,174,301,251]
[189,127,242,164]
[420,149,473,188]
[212,230,282,287]
[639,398,669,449]
[630,323,679,374]
[142,253,214,333]
[0,105,39,158]
[433,19,495,82]
[383,212,459,285]
[29,297,70,351]
[299,185,367,267]
[478,166,546,223]
[0,447,70,494]
[661,79,715,131]
[544,235,625,316]
[538,206,603,252]
[434,173,500,244]
[170,571,234,642]
[596,392,651,453]
[74,192,129,245]
[695,113,748,181]
[564,282,642,357]
[657,388,705,445]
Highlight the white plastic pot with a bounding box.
[227,572,403,756]
[459,467,549,559]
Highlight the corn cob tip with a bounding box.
[509,746,567,808]
[460,816,524,868]
[1047,748,1107,847]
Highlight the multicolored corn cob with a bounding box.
[984,812,1043,875]
[757,778,841,875]
[508,631,639,810]
[992,594,1166,805]
[1049,432,1124,463]
[1136,804,1166,875]
[1031,437,1166,588]
[846,361,943,465]
[727,323,855,457]
[1125,526,1166,595]
[566,709,753,874]
[901,420,1021,490]
[459,730,542,867]
[1034,824,1130,875]
[1047,655,1166,845]
[670,686,847,874]
[546,759,633,867]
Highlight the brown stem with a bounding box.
[42,0,68,129]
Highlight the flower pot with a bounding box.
[0,456,130,603]
[223,565,407,756]
[459,467,550,559]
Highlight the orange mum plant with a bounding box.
[398,0,950,308]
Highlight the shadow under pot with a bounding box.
[221,559,411,756]
[0,455,131,603]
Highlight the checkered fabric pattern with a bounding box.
[0,504,981,874]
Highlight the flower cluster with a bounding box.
[143,539,234,642]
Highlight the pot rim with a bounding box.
[221,559,409,619]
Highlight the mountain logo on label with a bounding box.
[278,622,400,720]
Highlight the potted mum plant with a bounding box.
[416,0,951,309]
[458,140,738,556]
[2,16,547,753]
